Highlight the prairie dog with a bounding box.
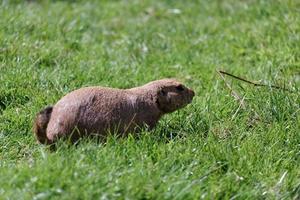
[34,79,195,144]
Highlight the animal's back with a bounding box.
[46,87,135,142]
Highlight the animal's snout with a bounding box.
[188,89,195,97]
[186,88,195,103]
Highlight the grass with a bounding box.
[0,0,299,199]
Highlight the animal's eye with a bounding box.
[160,89,167,95]
[175,85,184,91]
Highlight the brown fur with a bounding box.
[33,79,195,144]
[33,106,53,144]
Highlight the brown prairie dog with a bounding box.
[33,79,195,144]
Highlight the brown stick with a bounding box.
[218,70,293,92]
[217,70,246,109]
[217,69,262,124]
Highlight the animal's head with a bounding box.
[153,79,195,113]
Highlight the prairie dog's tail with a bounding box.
[33,106,53,145]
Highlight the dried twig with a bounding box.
[218,70,293,92]
[217,69,262,124]
[217,70,246,109]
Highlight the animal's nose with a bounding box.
[189,89,195,97]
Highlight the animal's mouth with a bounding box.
[181,93,194,107]
[187,88,195,103]
[189,89,195,97]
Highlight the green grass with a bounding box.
[0,0,299,199]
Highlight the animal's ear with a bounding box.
[156,87,167,111]
[156,87,172,113]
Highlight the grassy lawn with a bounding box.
[0,0,299,199]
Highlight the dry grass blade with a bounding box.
[217,69,262,125]
[217,70,246,109]
[218,70,294,92]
